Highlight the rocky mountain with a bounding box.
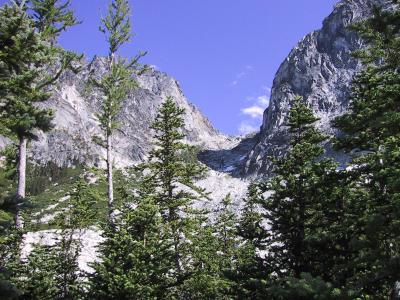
[9,0,396,273]
[242,0,394,176]
[2,57,235,168]
[1,0,391,181]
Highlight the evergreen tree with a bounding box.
[261,96,333,278]
[233,184,269,299]
[29,0,80,41]
[243,96,348,299]
[179,195,239,299]
[0,0,79,229]
[0,145,21,299]
[16,178,97,300]
[88,177,174,300]
[18,244,59,300]
[91,0,147,223]
[89,97,211,299]
[333,2,400,297]
[53,179,97,299]
[180,217,232,300]
[145,97,207,295]
[214,194,238,272]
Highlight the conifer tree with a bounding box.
[0,0,79,229]
[16,178,97,300]
[333,3,400,297]
[88,177,174,299]
[92,0,147,224]
[90,97,209,298]
[233,184,269,298]
[145,97,207,292]
[29,0,80,41]
[260,96,332,277]
[177,195,240,299]
[52,179,97,299]
[180,217,232,299]
[245,96,346,299]
[214,194,238,270]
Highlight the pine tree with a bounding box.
[17,244,59,300]
[261,96,331,277]
[233,184,269,299]
[244,96,348,299]
[180,217,232,299]
[214,194,238,271]
[16,178,97,300]
[145,97,207,293]
[53,178,97,299]
[29,0,80,41]
[333,3,400,297]
[0,146,21,299]
[89,97,210,299]
[178,195,239,299]
[91,0,147,224]
[88,177,174,300]
[0,0,79,229]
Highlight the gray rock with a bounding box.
[12,56,232,168]
[243,0,393,176]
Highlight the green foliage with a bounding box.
[235,96,352,298]
[17,178,97,299]
[29,0,81,40]
[88,180,174,299]
[260,96,337,279]
[92,58,140,137]
[0,1,80,140]
[180,196,237,299]
[0,230,22,300]
[17,244,59,300]
[100,0,131,55]
[232,184,269,299]
[267,273,345,300]
[332,3,400,297]
[0,3,55,140]
[92,0,147,140]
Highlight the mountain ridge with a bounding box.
[242,0,393,176]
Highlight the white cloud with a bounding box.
[241,94,270,119]
[236,86,271,135]
[257,95,269,106]
[238,121,258,135]
[229,66,253,86]
[242,105,264,118]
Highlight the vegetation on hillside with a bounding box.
[0,0,399,299]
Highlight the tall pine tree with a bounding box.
[91,0,147,224]
[88,168,174,299]
[333,2,400,297]
[142,96,208,297]
[0,0,79,229]
[246,96,347,299]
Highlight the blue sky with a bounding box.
[1,0,339,135]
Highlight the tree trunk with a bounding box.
[16,136,27,229]
[107,131,114,223]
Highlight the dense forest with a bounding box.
[0,0,399,299]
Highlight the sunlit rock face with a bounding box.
[243,0,393,176]
[25,57,231,168]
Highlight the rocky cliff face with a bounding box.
[243,0,393,176]
[14,57,232,168]
[1,0,391,180]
